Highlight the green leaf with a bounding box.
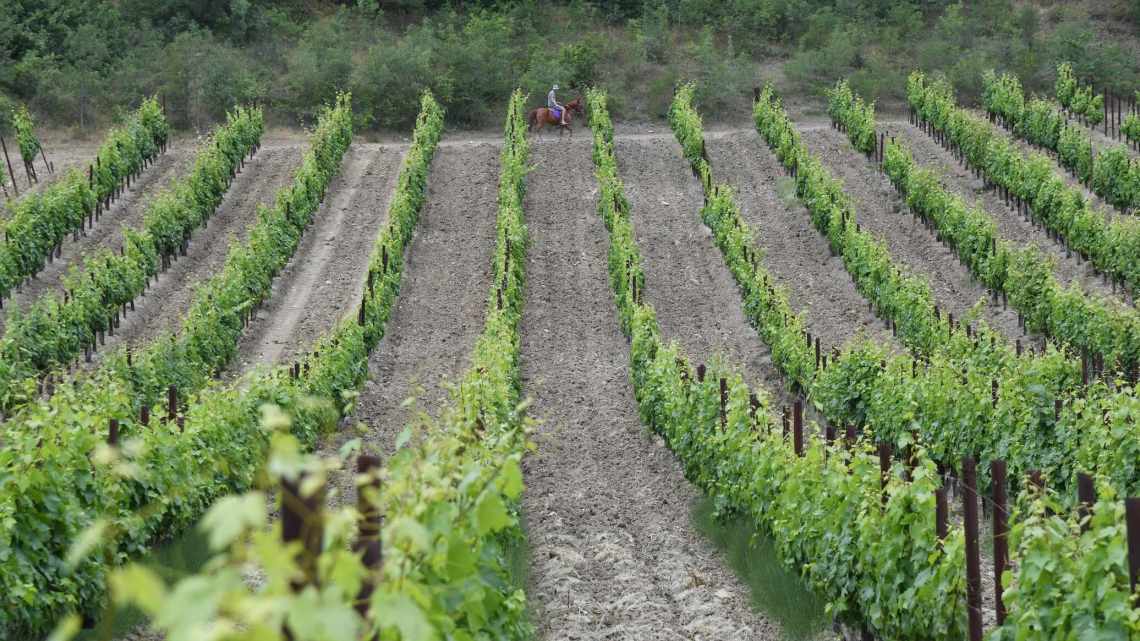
[373,591,438,641]
[200,492,266,551]
[388,516,430,554]
[45,613,81,641]
[65,518,108,568]
[500,460,524,500]
[473,491,510,535]
[286,586,361,641]
[110,565,168,615]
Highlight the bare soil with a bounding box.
[345,139,501,459]
[86,139,305,366]
[704,130,899,357]
[797,125,1030,344]
[0,142,200,335]
[615,132,792,407]
[228,142,408,373]
[887,121,1129,305]
[520,133,781,641]
[2,136,103,198]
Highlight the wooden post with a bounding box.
[963,457,984,641]
[167,385,178,423]
[282,473,325,591]
[108,419,120,446]
[354,454,382,617]
[140,405,150,426]
[1077,473,1096,532]
[719,377,727,428]
[991,459,1009,625]
[845,424,856,448]
[936,485,948,542]
[696,363,706,383]
[878,443,891,505]
[0,135,17,196]
[1126,497,1140,595]
[792,399,803,456]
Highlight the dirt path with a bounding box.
[344,139,501,460]
[797,125,1029,343]
[228,143,408,373]
[0,144,200,335]
[705,130,899,356]
[87,140,305,366]
[615,132,792,407]
[521,134,781,641]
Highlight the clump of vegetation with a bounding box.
[1,1,1138,130]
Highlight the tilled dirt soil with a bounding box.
[798,125,1030,344]
[87,140,305,366]
[228,143,408,373]
[0,143,200,335]
[520,133,781,641]
[885,121,1123,302]
[344,139,501,460]
[615,132,792,408]
[705,130,899,357]
[2,135,104,198]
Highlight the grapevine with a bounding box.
[0,98,168,307]
[911,71,1140,297]
[105,90,530,641]
[11,104,41,167]
[606,87,968,639]
[0,93,373,637]
[982,70,1138,212]
[830,79,1140,374]
[0,104,260,412]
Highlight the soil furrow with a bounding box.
[521,134,780,641]
[87,140,305,366]
[228,142,408,373]
[347,139,501,459]
[616,133,789,403]
[705,130,898,355]
[886,121,1122,302]
[797,125,1029,343]
[0,144,200,334]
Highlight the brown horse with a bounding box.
[528,96,585,137]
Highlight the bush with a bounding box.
[352,31,434,130]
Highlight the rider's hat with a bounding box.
[553,83,559,90]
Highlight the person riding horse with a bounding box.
[548,84,567,126]
[528,90,582,136]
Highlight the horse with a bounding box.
[528,96,585,137]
